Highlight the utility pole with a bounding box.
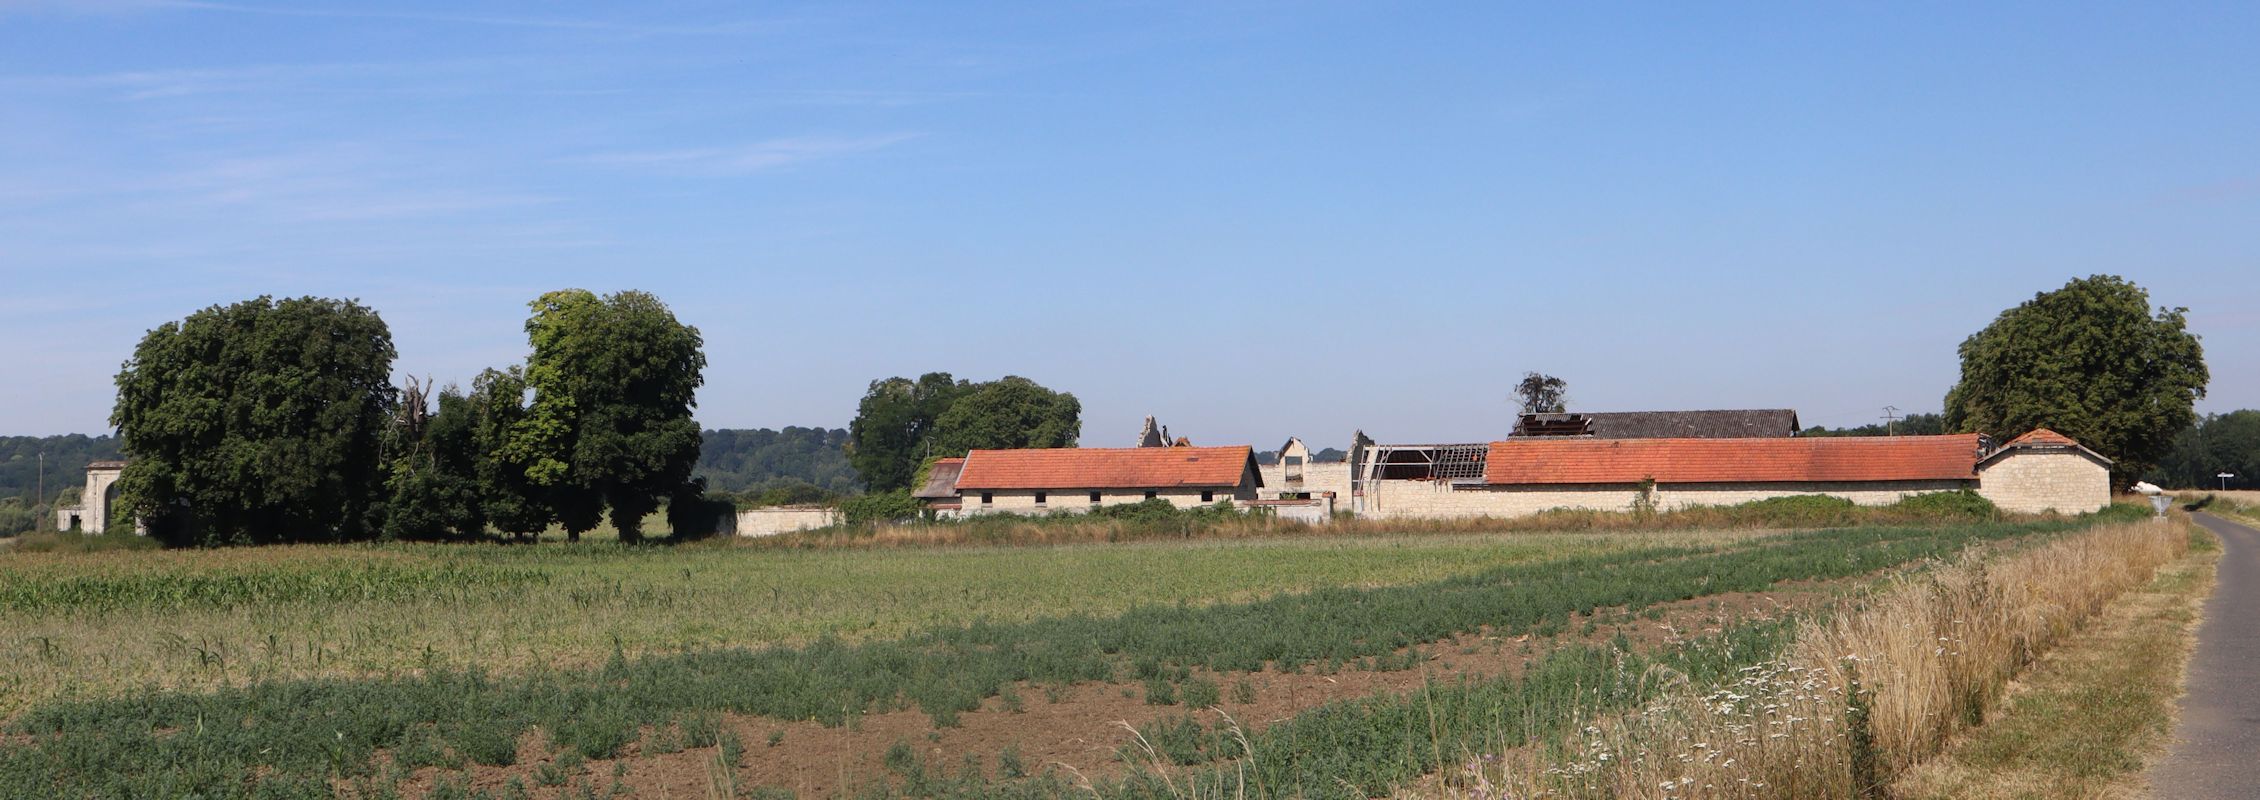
[37,451,44,528]
[1880,405,1901,436]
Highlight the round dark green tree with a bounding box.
[111,296,397,546]
[1943,275,2208,484]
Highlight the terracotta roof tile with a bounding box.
[2002,428,2078,448]
[955,446,1256,490]
[1484,434,1984,485]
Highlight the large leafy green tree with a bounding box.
[1943,275,2208,483]
[111,296,397,546]
[518,289,707,542]
[845,373,1081,491]
[845,372,968,492]
[927,376,1081,456]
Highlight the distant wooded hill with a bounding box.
[1254,447,1347,465]
[0,434,123,506]
[695,427,861,496]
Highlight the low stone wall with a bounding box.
[735,507,841,537]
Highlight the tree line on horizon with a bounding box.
[1,274,2229,544]
[101,291,709,547]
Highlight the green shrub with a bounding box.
[1888,490,1998,519]
[666,486,737,540]
[839,490,921,525]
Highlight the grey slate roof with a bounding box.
[1517,409,1802,439]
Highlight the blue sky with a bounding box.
[2,1,2254,446]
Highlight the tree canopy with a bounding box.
[1801,412,1946,438]
[846,373,969,492]
[111,296,397,546]
[926,376,1082,457]
[516,289,708,541]
[846,373,1079,491]
[1513,372,1567,414]
[1943,275,2208,483]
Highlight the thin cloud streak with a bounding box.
[570,134,922,176]
[153,0,775,36]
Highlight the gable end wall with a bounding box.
[1977,449,2110,514]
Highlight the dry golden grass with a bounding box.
[1890,526,2216,799]
[1510,516,2192,800]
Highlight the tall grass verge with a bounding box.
[1513,516,2190,799]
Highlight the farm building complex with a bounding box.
[905,411,2115,526]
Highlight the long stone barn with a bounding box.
[1353,428,2111,519]
[936,446,1266,515]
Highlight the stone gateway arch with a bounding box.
[52,460,134,535]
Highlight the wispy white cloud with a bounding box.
[149,0,773,36]
[570,134,922,176]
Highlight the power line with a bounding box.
[1880,405,1901,436]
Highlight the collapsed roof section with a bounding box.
[1352,442,1490,494]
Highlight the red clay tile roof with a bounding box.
[955,446,1257,490]
[1483,434,1984,485]
[1981,428,2111,467]
[2002,428,2078,448]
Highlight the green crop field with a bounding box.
[0,511,2138,799]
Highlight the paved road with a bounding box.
[2153,512,2260,799]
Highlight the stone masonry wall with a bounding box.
[735,508,840,537]
[1256,461,1352,501]
[1977,450,2111,514]
[1357,479,1977,520]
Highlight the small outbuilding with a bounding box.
[1974,428,2113,514]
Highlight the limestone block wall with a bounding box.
[1256,462,1352,501]
[735,508,841,537]
[1356,481,1644,520]
[1977,450,2111,514]
[1357,479,1979,520]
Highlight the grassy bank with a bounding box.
[1505,515,2190,800]
[1892,524,2218,799]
